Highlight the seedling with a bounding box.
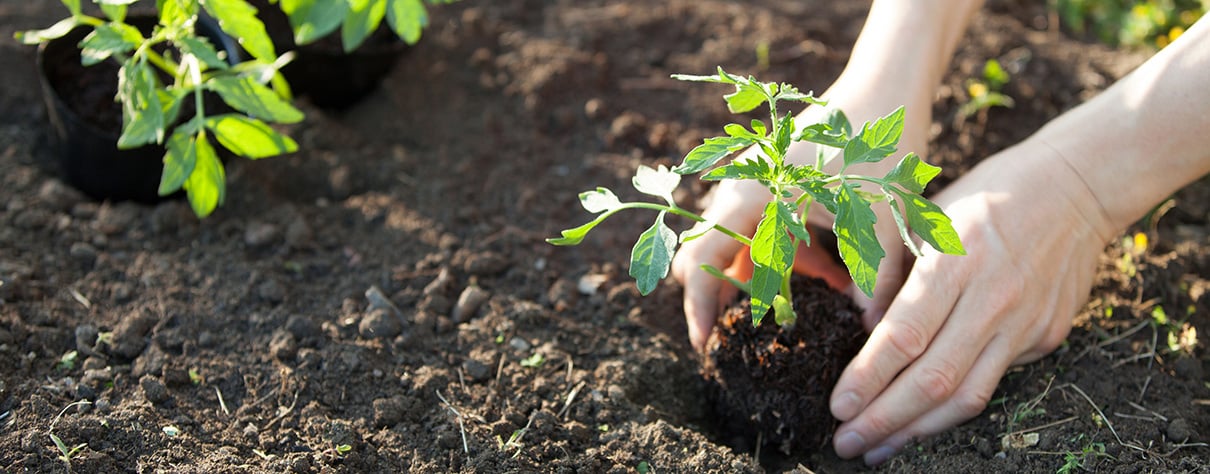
[519,352,545,368]
[17,0,302,217]
[550,68,964,326]
[275,0,462,52]
[960,59,1015,118]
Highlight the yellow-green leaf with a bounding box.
[205,114,297,159]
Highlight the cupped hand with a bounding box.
[828,140,1116,465]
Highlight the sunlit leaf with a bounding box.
[835,184,883,297]
[205,114,298,159]
[842,106,903,168]
[181,134,226,217]
[342,0,387,52]
[580,187,622,213]
[208,75,304,123]
[674,136,751,175]
[883,152,939,194]
[204,0,276,62]
[386,0,427,45]
[749,202,793,324]
[895,190,965,255]
[630,212,677,295]
[632,165,680,205]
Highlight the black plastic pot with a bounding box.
[36,16,240,203]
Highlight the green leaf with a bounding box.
[160,126,199,196]
[824,107,852,137]
[983,59,1009,89]
[386,0,427,45]
[179,36,229,70]
[204,0,276,62]
[117,60,165,148]
[15,18,79,45]
[208,75,304,123]
[547,215,609,246]
[674,136,751,175]
[834,184,884,297]
[842,106,904,168]
[205,114,298,159]
[579,187,622,213]
[701,159,767,181]
[157,0,198,29]
[630,212,677,295]
[342,0,388,52]
[774,83,825,106]
[79,23,143,66]
[679,217,717,244]
[776,200,810,246]
[181,134,226,217]
[723,123,761,141]
[724,83,768,114]
[632,164,680,205]
[749,201,794,324]
[283,0,347,45]
[883,152,940,194]
[894,190,966,255]
[773,112,793,158]
[62,0,82,17]
[99,5,127,22]
[799,179,838,215]
[750,119,766,136]
[884,191,922,258]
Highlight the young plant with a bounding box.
[17,0,302,217]
[549,68,965,326]
[960,58,1015,118]
[272,0,462,52]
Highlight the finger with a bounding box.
[791,229,851,291]
[859,335,1016,466]
[830,256,962,424]
[673,231,744,351]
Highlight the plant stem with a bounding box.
[620,202,753,246]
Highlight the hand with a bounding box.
[829,140,1114,465]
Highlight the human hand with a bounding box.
[828,140,1115,465]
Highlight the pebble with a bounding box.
[140,375,170,404]
[93,202,140,235]
[1173,356,1203,382]
[359,308,403,339]
[270,330,298,361]
[244,221,280,247]
[148,201,190,235]
[464,252,509,276]
[423,268,453,296]
[462,359,491,382]
[75,324,99,355]
[508,337,531,351]
[451,285,490,322]
[419,294,451,316]
[1167,418,1196,442]
[372,397,406,427]
[38,179,83,212]
[365,286,402,317]
[285,315,322,341]
[69,242,97,264]
[584,98,604,120]
[109,312,157,359]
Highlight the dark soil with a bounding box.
[1,0,1207,473]
[704,276,866,457]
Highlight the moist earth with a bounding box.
[0,0,1207,473]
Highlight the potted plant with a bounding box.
[549,68,966,452]
[18,0,303,217]
[252,0,461,109]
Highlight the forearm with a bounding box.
[1029,16,1210,235]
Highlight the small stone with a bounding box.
[270,330,298,361]
[508,337,531,351]
[161,367,192,387]
[464,252,508,277]
[546,278,578,309]
[140,375,169,404]
[148,202,189,235]
[451,286,490,323]
[584,98,604,120]
[110,312,157,359]
[69,242,98,264]
[372,397,405,427]
[462,359,491,382]
[419,294,451,316]
[38,179,83,212]
[359,308,403,339]
[75,324,99,355]
[365,286,402,316]
[94,398,110,412]
[244,221,280,248]
[81,367,113,387]
[423,268,453,296]
[197,331,216,348]
[93,202,139,235]
[285,315,322,341]
[75,383,97,401]
[1167,418,1196,442]
[256,279,285,304]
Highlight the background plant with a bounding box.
[269,0,461,52]
[1052,0,1207,49]
[550,68,965,326]
[17,0,303,217]
[960,58,1015,118]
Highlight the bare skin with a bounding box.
[671,0,1210,466]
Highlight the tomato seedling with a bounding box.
[550,68,965,326]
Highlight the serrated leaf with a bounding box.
[157,0,198,29]
[775,83,825,106]
[342,0,387,52]
[883,152,940,194]
[99,4,127,22]
[206,114,298,159]
[843,106,904,168]
[117,60,165,148]
[15,18,79,45]
[750,119,766,136]
[749,201,794,324]
[670,67,737,84]
[386,0,427,45]
[799,180,838,215]
[283,0,347,45]
[160,127,199,196]
[632,165,680,205]
[579,187,622,213]
[204,0,276,62]
[179,36,229,70]
[835,184,884,297]
[773,112,794,158]
[884,191,922,257]
[79,23,142,66]
[679,217,717,244]
[674,136,751,175]
[824,107,852,137]
[725,84,768,114]
[181,134,226,217]
[724,123,761,141]
[208,75,304,123]
[630,213,677,295]
[895,191,965,255]
[776,200,810,246]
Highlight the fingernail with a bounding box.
[830,391,861,420]
[863,445,897,466]
[833,431,866,458]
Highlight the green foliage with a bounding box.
[960,59,1015,117]
[16,0,301,217]
[1052,0,1206,49]
[277,0,461,52]
[550,68,965,326]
